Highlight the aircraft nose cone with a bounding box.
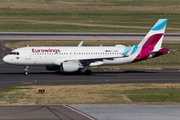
[3,56,7,63]
[2,56,9,63]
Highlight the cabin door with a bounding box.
[25,49,31,60]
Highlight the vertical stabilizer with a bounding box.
[139,19,167,50]
[133,19,168,62]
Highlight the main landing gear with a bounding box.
[85,70,92,75]
[83,65,91,75]
[75,69,81,75]
[24,66,29,75]
[74,69,92,75]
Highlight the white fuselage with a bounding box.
[3,45,137,67]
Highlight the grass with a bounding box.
[0,86,31,101]
[4,40,180,70]
[1,83,180,105]
[0,0,180,32]
[123,88,180,102]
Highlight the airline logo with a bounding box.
[32,48,60,53]
[16,57,20,59]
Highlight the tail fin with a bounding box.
[139,19,167,50]
[133,19,168,62]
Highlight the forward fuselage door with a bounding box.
[25,49,31,60]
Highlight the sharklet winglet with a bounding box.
[124,45,135,57]
[78,41,83,47]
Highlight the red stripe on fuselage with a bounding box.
[133,33,163,62]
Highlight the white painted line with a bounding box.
[62,105,96,120]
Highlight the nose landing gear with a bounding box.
[24,66,29,75]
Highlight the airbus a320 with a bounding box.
[3,19,170,75]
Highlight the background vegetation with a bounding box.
[0,0,180,32]
[1,83,180,105]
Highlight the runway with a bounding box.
[0,105,95,120]
[1,63,180,89]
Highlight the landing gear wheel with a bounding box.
[75,69,81,75]
[85,70,92,75]
[24,66,29,75]
[24,71,28,75]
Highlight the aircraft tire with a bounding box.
[85,70,92,75]
[75,69,81,75]
[24,71,28,75]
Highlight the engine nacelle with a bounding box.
[46,65,60,71]
[61,62,79,72]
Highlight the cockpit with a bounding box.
[9,52,19,55]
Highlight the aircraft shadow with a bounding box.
[0,70,155,76]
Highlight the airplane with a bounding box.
[3,19,170,75]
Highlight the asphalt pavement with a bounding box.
[0,32,180,40]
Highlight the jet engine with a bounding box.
[46,65,60,71]
[60,62,79,72]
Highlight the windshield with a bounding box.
[9,52,19,55]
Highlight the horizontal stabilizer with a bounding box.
[150,49,170,54]
[150,50,168,53]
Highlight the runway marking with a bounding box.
[63,105,96,120]
[22,82,33,85]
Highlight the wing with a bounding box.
[53,54,123,66]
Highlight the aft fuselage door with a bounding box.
[25,49,31,60]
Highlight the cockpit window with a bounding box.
[9,52,19,55]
